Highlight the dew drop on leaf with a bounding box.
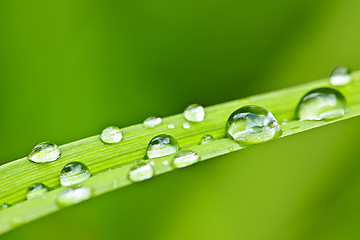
[60,162,91,186]
[26,183,50,200]
[27,142,60,163]
[200,134,214,144]
[171,150,200,168]
[146,134,179,159]
[0,203,11,210]
[182,122,191,129]
[329,66,352,86]
[143,116,162,128]
[184,104,205,122]
[296,87,347,120]
[226,105,282,147]
[128,161,154,182]
[57,186,92,207]
[100,126,123,144]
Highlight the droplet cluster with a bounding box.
[5,69,350,211]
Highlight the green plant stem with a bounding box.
[1,71,360,234]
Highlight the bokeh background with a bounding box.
[1,0,360,239]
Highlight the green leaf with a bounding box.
[1,71,360,234]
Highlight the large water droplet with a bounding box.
[57,186,92,207]
[0,203,11,210]
[27,142,60,163]
[200,134,214,144]
[171,150,200,168]
[184,104,205,122]
[296,87,347,120]
[226,105,282,147]
[143,116,162,128]
[26,183,50,200]
[100,126,123,144]
[146,134,179,159]
[329,66,352,86]
[128,161,154,182]
[60,162,91,186]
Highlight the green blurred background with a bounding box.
[1,0,360,239]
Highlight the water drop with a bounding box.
[296,87,347,120]
[128,161,154,182]
[329,66,351,86]
[200,134,214,144]
[184,104,205,122]
[171,150,200,168]
[60,162,91,186]
[26,183,50,200]
[226,105,282,147]
[57,186,91,207]
[27,142,60,163]
[0,203,11,210]
[146,134,179,159]
[183,122,191,129]
[168,124,175,129]
[143,116,162,128]
[100,126,123,144]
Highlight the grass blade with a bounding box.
[1,71,360,234]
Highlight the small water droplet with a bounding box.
[146,134,179,159]
[329,66,352,86]
[57,186,92,207]
[60,162,91,186]
[296,87,347,120]
[184,104,205,122]
[0,203,11,210]
[228,147,234,152]
[183,122,191,129]
[200,134,214,144]
[26,183,50,200]
[143,116,162,128]
[168,124,175,129]
[27,142,60,163]
[100,126,123,144]
[128,161,154,182]
[226,105,282,147]
[171,150,200,168]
